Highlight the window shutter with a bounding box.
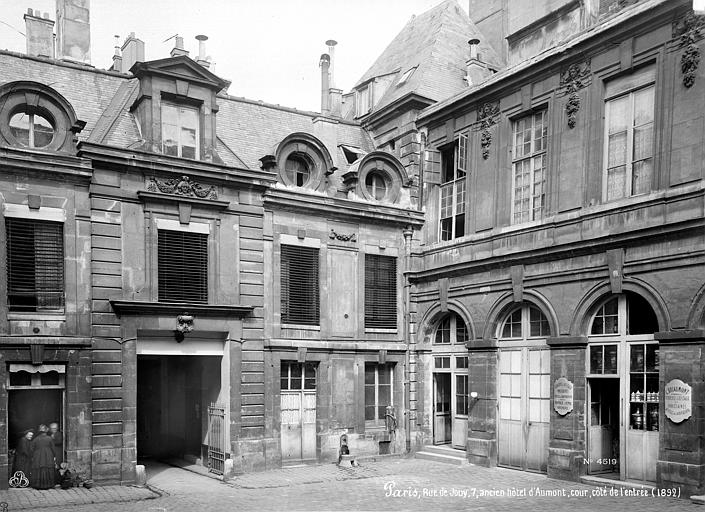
[281,245,319,325]
[6,218,64,312]
[158,230,208,303]
[364,254,397,329]
[456,132,468,173]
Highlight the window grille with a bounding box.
[6,218,64,312]
[281,245,320,325]
[364,254,397,329]
[158,230,208,303]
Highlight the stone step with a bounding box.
[415,451,468,466]
[420,444,466,456]
[579,474,656,493]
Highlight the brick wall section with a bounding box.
[90,193,125,483]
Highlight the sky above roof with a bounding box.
[0,0,465,113]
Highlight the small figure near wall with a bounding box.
[31,424,56,490]
[14,430,34,479]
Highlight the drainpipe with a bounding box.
[402,225,414,453]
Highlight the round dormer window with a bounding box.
[284,154,312,187]
[9,110,55,148]
[365,170,389,200]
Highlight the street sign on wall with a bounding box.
[554,377,574,416]
[665,379,692,423]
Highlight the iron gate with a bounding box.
[207,403,226,475]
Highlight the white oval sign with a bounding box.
[665,378,692,423]
[554,377,574,416]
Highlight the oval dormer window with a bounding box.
[365,170,388,200]
[284,154,312,187]
[9,110,54,148]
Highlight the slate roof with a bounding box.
[353,0,502,116]
[0,50,372,176]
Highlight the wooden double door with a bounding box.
[280,362,317,464]
[497,347,550,472]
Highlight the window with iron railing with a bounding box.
[512,110,547,224]
[364,254,397,329]
[158,229,208,303]
[281,244,320,325]
[439,133,467,241]
[6,218,64,312]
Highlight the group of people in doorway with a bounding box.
[13,423,63,489]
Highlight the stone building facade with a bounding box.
[0,0,703,499]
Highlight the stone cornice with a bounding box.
[77,142,276,189]
[655,329,705,343]
[0,146,92,181]
[265,338,408,353]
[110,300,253,318]
[264,188,425,228]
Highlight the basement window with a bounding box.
[158,229,208,303]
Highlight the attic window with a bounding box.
[9,111,54,148]
[284,154,312,187]
[161,102,199,159]
[397,68,416,85]
[340,145,364,164]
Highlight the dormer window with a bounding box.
[397,67,415,85]
[356,85,371,117]
[284,154,311,187]
[9,110,54,148]
[161,102,199,159]
[365,171,388,200]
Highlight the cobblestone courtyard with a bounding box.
[15,457,695,511]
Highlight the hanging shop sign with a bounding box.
[554,377,574,416]
[665,379,692,423]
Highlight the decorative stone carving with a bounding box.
[560,60,591,129]
[147,175,217,200]
[329,229,357,242]
[477,102,499,160]
[175,312,194,342]
[674,13,705,88]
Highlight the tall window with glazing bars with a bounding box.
[439,132,467,241]
[511,111,547,224]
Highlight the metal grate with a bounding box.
[207,403,226,475]
[281,245,319,325]
[6,218,64,312]
[158,230,208,303]
[364,254,397,328]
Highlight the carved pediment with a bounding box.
[130,56,229,92]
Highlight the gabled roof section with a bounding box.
[130,55,230,92]
[353,0,502,117]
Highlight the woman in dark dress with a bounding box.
[14,430,34,478]
[30,424,56,489]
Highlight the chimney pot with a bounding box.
[195,34,209,68]
[43,12,50,19]
[170,34,189,58]
[320,53,330,114]
[468,38,480,60]
[27,8,33,15]
[325,39,337,89]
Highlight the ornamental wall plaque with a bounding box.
[477,102,500,160]
[673,13,705,88]
[146,175,217,200]
[560,60,591,129]
[329,229,357,242]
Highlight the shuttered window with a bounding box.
[281,244,319,325]
[6,218,64,312]
[158,230,208,303]
[364,254,397,329]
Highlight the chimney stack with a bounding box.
[56,0,90,63]
[195,35,210,68]
[465,38,491,86]
[24,9,55,58]
[319,53,330,114]
[324,40,342,117]
[122,32,145,73]
[110,34,122,72]
[170,35,189,58]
